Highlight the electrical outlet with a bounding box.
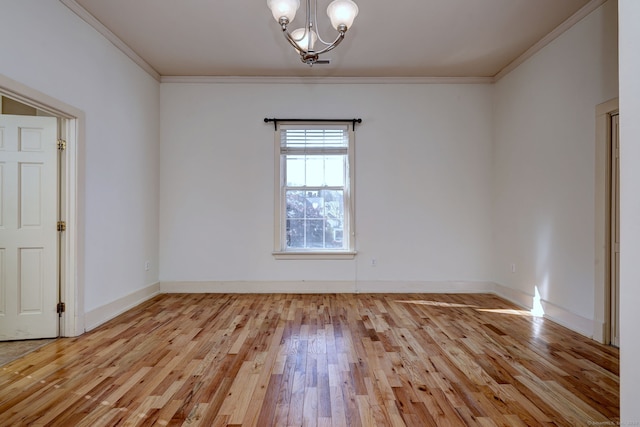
[371,258,377,267]
[145,261,150,271]
[511,263,516,273]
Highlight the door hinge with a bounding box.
[57,139,66,150]
[57,221,66,232]
[57,302,66,316]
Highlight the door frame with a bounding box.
[0,73,84,337]
[594,97,619,344]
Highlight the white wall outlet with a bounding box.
[371,258,377,267]
[511,263,516,273]
[145,260,150,271]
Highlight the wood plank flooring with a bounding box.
[0,293,619,426]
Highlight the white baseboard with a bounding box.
[538,298,599,339]
[159,280,495,294]
[490,282,534,309]
[490,282,597,339]
[161,280,355,293]
[84,282,161,331]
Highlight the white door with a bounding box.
[0,114,59,340]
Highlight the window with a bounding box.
[273,123,356,258]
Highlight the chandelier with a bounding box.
[267,0,359,65]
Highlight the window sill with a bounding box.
[272,251,357,260]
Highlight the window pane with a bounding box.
[323,190,343,220]
[286,156,305,186]
[322,190,344,248]
[286,190,305,218]
[304,156,324,187]
[304,195,324,219]
[287,219,304,248]
[324,156,345,186]
[305,220,325,248]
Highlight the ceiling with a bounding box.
[66,0,595,79]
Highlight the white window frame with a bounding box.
[273,122,356,259]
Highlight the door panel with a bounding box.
[20,248,44,313]
[20,162,45,227]
[0,115,58,340]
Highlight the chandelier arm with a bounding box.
[307,30,345,56]
[314,33,340,48]
[282,29,306,56]
[311,0,327,46]
[312,0,334,47]
[278,19,308,56]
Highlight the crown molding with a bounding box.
[159,76,495,84]
[59,0,606,85]
[494,0,608,81]
[59,0,161,81]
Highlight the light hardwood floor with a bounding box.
[0,293,619,426]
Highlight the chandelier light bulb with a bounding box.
[326,0,359,31]
[291,28,318,50]
[267,0,300,23]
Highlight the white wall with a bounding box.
[492,0,618,334]
[0,0,622,349]
[0,1,160,319]
[619,0,640,422]
[159,83,494,289]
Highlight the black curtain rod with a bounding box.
[264,118,362,131]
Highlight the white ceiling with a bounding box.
[66,0,596,79]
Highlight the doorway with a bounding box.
[594,97,619,347]
[609,112,620,347]
[0,74,83,338]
